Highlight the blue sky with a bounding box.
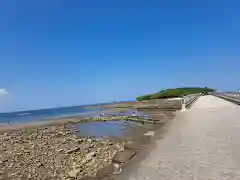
[0,0,240,112]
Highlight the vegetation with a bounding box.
[136,87,215,101]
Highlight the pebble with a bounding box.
[87,139,93,143]
[66,147,80,154]
[0,124,124,180]
[68,168,82,178]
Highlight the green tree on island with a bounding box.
[136,87,215,101]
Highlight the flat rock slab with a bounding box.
[124,141,140,151]
[66,147,80,154]
[113,150,136,163]
[102,177,117,180]
[144,131,155,136]
[136,135,151,145]
[80,176,100,180]
[96,164,114,178]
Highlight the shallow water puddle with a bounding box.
[69,120,134,138]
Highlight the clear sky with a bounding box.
[0,0,240,112]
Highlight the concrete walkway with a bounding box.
[123,95,240,180]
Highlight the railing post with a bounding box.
[181,98,186,112]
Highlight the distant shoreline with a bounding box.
[0,109,118,133]
[0,117,80,133]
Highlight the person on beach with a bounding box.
[132,111,136,117]
[120,112,124,116]
[100,113,105,117]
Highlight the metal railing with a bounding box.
[212,93,240,105]
[182,93,201,109]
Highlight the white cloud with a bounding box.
[0,88,8,96]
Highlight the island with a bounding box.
[136,87,215,101]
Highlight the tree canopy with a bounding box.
[136,87,215,101]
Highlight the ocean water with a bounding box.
[0,106,103,124]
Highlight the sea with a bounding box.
[0,101,151,138]
[0,105,104,124]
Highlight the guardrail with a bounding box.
[212,93,240,105]
[181,93,201,110]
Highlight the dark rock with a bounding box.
[96,164,114,178]
[58,148,64,152]
[77,138,84,143]
[89,144,95,148]
[66,147,80,154]
[80,176,100,180]
[112,150,136,163]
[36,163,44,167]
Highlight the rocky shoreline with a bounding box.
[0,124,126,180]
[0,109,176,180]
